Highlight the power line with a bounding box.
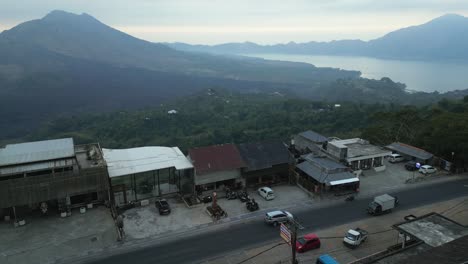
[236,242,286,264]
[440,198,468,215]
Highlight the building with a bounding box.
[350,212,468,264]
[188,144,246,194]
[327,138,391,172]
[0,138,109,220]
[237,141,291,187]
[295,154,359,193]
[386,142,433,164]
[103,147,194,207]
[293,130,328,154]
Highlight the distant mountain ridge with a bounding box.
[0,10,359,139]
[168,14,468,61]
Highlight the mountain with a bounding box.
[167,14,468,61]
[0,10,360,139]
[0,10,358,84]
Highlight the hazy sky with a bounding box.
[1,0,468,44]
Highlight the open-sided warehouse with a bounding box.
[237,141,291,187]
[386,142,433,164]
[0,138,109,220]
[103,147,194,207]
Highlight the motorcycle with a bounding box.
[345,195,355,202]
[226,191,238,200]
[246,198,259,211]
[202,195,213,203]
[238,191,250,202]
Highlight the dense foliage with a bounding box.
[362,96,468,169]
[27,89,389,151]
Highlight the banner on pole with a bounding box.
[280,223,291,245]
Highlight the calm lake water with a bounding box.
[246,53,468,93]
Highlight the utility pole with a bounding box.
[287,216,303,264]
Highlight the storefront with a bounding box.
[103,147,194,207]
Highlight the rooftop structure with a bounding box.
[102,147,193,178]
[298,130,328,144]
[329,138,390,161]
[237,141,290,171]
[296,156,358,186]
[386,142,433,161]
[0,138,75,167]
[188,144,245,175]
[394,213,468,247]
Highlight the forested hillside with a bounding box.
[18,89,467,169]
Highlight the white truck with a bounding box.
[343,228,368,248]
[367,194,398,215]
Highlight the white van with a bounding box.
[388,153,404,163]
[258,187,275,200]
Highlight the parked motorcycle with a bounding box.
[345,195,355,202]
[226,191,238,200]
[202,195,213,203]
[246,198,259,211]
[238,191,250,202]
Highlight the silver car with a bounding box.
[264,210,293,226]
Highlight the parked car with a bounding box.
[316,254,340,264]
[404,161,419,171]
[264,210,293,226]
[388,153,405,163]
[155,199,171,215]
[419,165,437,175]
[296,233,321,253]
[258,186,275,200]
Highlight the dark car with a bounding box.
[155,199,171,215]
[405,161,418,171]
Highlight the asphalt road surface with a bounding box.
[91,178,468,264]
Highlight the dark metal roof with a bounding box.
[386,142,433,160]
[188,144,246,175]
[303,154,348,170]
[298,130,328,143]
[237,141,290,171]
[296,161,356,185]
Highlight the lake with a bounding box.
[245,53,468,93]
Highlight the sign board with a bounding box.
[280,223,291,245]
[416,162,421,169]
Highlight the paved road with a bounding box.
[91,178,468,264]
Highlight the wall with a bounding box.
[0,166,109,208]
[195,169,241,185]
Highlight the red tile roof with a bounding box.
[188,144,246,175]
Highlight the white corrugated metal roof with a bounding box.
[102,147,193,178]
[0,138,75,167]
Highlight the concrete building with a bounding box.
[188,144,246,194]
[351,212,468,264]
[295,154,359,193]
[237,141,291,187]
[103,147,194,207]
[0,138,109,220]
[327,138,391,172]
[386,142,433,164]
[293,130,328,154]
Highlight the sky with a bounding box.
[0,0,468,44]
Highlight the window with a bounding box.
[27,169,52,177]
